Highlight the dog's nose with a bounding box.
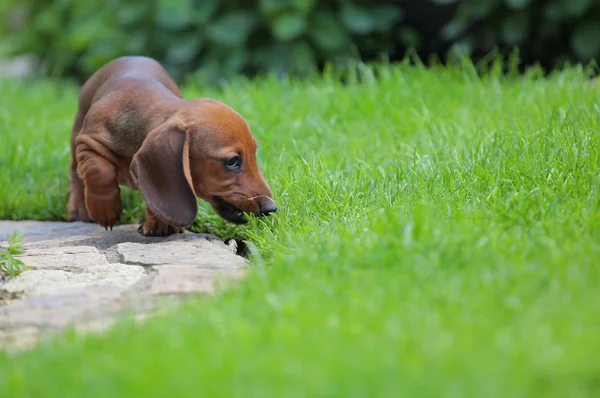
[259,200,277,216]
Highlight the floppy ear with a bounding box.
[130,120,198,227]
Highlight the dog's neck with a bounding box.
[144,96,188,130]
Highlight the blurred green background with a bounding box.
[1,0,599,84]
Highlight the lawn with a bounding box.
[1,60,600,397]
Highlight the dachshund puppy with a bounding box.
[66,56,276,236]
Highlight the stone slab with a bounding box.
[1,264,146,297]
[0,221,238,251]
[116,241,248,269]
[0,285,126,331]
[0,220,249,352]
[151,265,246,295]
[18,246,109,272]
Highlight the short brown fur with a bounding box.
[67,56,276,236]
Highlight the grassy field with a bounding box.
[1,60,600,397]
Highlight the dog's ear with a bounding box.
[130,120,198,227]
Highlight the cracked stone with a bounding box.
[18,246,109,271]
[1,264,146,297]
[0,220,108,248]
[150,265,246,295]
[116,241,248,269]
[0,285,126,331]
[0,221,235,250]
[0,221,250,352]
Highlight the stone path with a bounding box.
[0,221,247,352]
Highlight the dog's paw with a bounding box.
[138,219,184,237]
[85,191,122,230]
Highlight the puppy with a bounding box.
[66,56,276,236]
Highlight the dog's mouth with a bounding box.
[213,196,248,224]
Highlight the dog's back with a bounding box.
[77,56,182,115]
[73,56,187,159]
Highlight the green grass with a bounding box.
[1,60,600,397]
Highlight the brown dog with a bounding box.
[66,56,276,236]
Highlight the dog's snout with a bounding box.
[259,199,277,216]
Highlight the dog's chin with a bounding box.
[213,196,248,224]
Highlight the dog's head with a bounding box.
[130,98,276,227]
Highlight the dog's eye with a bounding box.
[223,156,241,171]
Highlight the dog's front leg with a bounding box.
[138,207,184,237]
[75,134,122,230]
